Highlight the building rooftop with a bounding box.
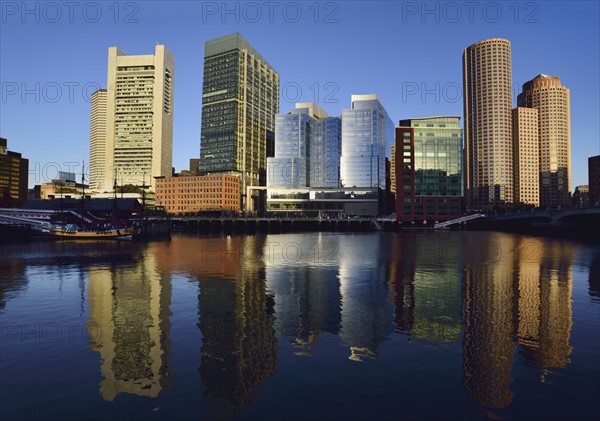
[204,32,275,70]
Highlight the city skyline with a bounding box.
[1,2,598,189]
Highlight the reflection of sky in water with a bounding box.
[0,233,598,421]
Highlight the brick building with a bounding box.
[155,174,240,215]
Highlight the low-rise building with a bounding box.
[0,137,29,206]
[571,185,589,207]
[155,174,240,215]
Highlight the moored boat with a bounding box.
[47,224,135,240]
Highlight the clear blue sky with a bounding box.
[1,1,598,188]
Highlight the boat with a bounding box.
[47,223,135,240]
[44,163,136,240]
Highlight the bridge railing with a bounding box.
[434,214,485,229]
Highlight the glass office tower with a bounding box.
[340,95,393,189]
[267,110,311,188]
[200,33,279,208]
[267,103,341,188]
[310,116,342,188]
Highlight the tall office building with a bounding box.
[267,103,341,189]
[390,144,396,195]
[267,106,313,188]
[512,107,540,207]
[97,45,174,191]
[340,94,393,189]
[0,137,28,206]
[395,117,463,222]
[518,74,571,207]
[89,89,107,191]
[589,155,600,205]
[309,109,342,188]
[200,33,280,208]
[463,38,513,208]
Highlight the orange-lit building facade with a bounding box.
[155,174,240,214]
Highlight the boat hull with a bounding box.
[47,228,135,240]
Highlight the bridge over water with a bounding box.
[462,206,600,239]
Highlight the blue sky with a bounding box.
[1,1,599,188]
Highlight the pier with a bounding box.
[169,217,400,234]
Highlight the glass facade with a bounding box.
[310,117,341,188]
[267,104,341,189]
[340,95,393,189]
[267,157,307,188]
[396,117,464,223]
[408,117,463,196]
[267,111,310,188]
[265,188,380,216]
[200,33,279,195]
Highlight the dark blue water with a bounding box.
[1,232,599,421]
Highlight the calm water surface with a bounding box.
[1,232,599,421]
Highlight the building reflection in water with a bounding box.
[337,234,394,361]
[196,236,277,407]
[462,233,574,411]
[388,232,463,343]
[264,233,394,361]
[387,232,575,412]
[0,260,28,311]
[81,231,578,413]
[87,248,173,401]
[463,232,516,409]
[588,249,600,302]
[265,233,342,354]
[515,238,574,376]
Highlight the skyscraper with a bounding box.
[518,74,571,207]
[340,94,393,189]
[267,103,341,189]
[200,33,280,208]
[589,155,600,205]
[267,106,312,188]
[390,144,396,196]
[89,89,107,191]
[463,38,513,209]
[98,45,174,191]
[309,110,342,189]
[512,107,540,207]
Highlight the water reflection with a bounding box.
[87,251,172,400]
[588,249,600,302]
[197,236,277,408]
[388,232,464,343]
[2,232,591,418]
[337,235,394,361]
[266,256,341,355]
[518,240,573,374]
[463,233,517,409]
